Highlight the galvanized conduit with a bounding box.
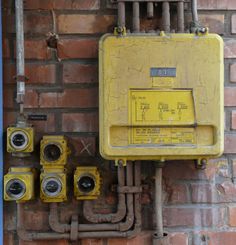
[162,2,170,32]
[133,2,140,33]
[177,1,184,32]
[15,0,25,112]
[17,163,142,241]
[118,2,126,28]
[191,0,199,23]
[83,164,126,223]
[147,2,154,19]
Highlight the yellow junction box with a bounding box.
[74,167,101,200]
[40,135,70,167]
[4,167,35,203]
[40,167,67,203]
[99,33,224,162]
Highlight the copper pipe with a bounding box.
[118,2,125,27]
[133,2,140,33]
[162,2,170,32]
[83,164,126,223]
[177,1,184,33]
[147,2,154,19]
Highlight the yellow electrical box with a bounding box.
[40,168,67,203]
[4,167,35,203]
[74,167,101,200]
[7,127,34,155]
[99,33,224,163]
[40,135,70,167]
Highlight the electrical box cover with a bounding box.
[99,33,224,162]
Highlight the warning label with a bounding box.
[129,90,195,125]
[130,127,196,145]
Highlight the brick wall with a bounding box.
[3,0,236,244]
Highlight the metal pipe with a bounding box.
[118,2,125,27]
[15,0,25,105]
[17,203,70,241]
[153,167,163,239]
[18,163,142,241]
[133,2,140,33]
[162,2,170,32]
[191,0,199,23]
[147,2,154,19]
[83,164,126,223]
[177,1,184,33]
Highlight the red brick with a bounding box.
[24,90,39,108]
[62,113,98,132]
[169,232,188,245]
[198,14,224,34]
[108,232,152,245]
[163,207,225,227]
[232,14,236,34]
[24,210,50,231]
[63,63,98,84]
[4,63,56,84]
[15,40,51,60]
[70,136,96,156]
[232,111,236,129]
[23,0,100,10]
[39,88,98,108]
[57,39,98,59]
[81,239,103,245]
[3,38,10,58]
[58,14,115,34]
[224,87,236,106]
[163,158,228,181]
[224,134,236,153]
[19,240,69,245]
[198,0,236,10]
[194,232,236,245]
[229,207,236,226]
[191,181,236,203]
[4,232,14,245]
[28,113,56,133]
[5,12,52,34]
[224,39,236,58]
[230,63,236,82]
[165,183,189,204]
[3,89,38,109]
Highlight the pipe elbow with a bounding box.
[17,227,33,241]
[119,214,134,232]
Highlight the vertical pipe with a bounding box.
[177,1,184,33]
[191,0,199,23]
[147,2,154,19]
[0,0,3,244]
[15,0,25,105]
[118,2,125,27]
[133,2,140,33]
[154,167,163,238]
[162,2,170,32]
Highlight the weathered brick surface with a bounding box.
[58,15,115,34]
[58,39,98,59]
[198,0,236,10]
[3,0,236,245]
[63,63,98,84]
[230,64,236,83]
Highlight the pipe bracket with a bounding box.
[117,186,142,193]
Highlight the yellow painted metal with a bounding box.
[40,135,70,167]
[99,33,224,162]
[74,167,101,200]
[4,167,35,203]
[40,167,67,203]
[7,127,34,153]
